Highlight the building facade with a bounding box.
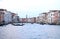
[0,9,5,25]
[47,10,60,24]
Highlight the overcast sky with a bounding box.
[0,0,60,18]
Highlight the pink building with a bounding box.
[47,10,60,24]
[19,18,27,23]
[0,9,7,25]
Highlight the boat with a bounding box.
[12,23,24,26]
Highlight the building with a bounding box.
[36,16,41,23]
[19,18,22,23]
[0,9,20,25]
[19,18,27,23]
[36,12,48,24]
[0,9,5,25]
[38,13,45,24]
[27,18,32,23]
[12,13,19,23]
[19,17,36,23]
[42,12,48,24]
[28,17,36,23]
[47,10,60,24]
[4,11,13,24]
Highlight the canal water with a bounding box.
[0,23,60,39]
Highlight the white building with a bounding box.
[39,13,45,24]
[4,11,12,24]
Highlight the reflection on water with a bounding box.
[0,24,60,39]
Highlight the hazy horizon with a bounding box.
[0,0,60,18]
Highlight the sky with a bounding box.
[0,0,60,18]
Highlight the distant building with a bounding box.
[36,16,40,23]
[19,17,36,23]
[19,18,27,23]
[28,17,36,23]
